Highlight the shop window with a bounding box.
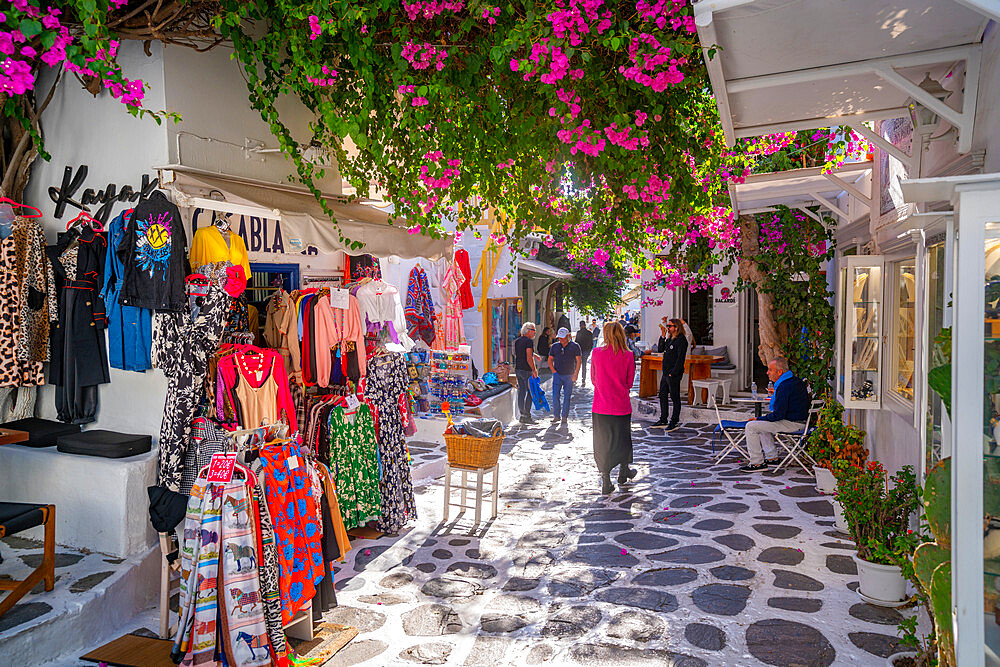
[890,259,917,402]
[839,256,884,409]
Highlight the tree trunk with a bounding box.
[738,214,787,365]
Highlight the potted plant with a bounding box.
[807,393,868,494]
[835,462,921,606]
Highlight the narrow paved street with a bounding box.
[326,387,912,666]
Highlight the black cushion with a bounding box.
[56,430,152,459]
[0,418,82,448]
[0,502,47,537]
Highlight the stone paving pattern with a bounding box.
[328,387,917,666]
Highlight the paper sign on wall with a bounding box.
[206,453,238,484]
[329,287,350,309]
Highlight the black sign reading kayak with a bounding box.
[48,165,159,224]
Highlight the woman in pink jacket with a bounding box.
[590,321,637,495]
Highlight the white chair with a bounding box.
[774,399,824,472]
[691,379,723,407]
[712,402,749,464]
[443,463,499,525]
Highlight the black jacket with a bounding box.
[117,191,189,311]
[575,328,594,354]
[760,375,811,423]
[662,335,687,380]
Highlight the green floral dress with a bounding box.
[328,403,382,530]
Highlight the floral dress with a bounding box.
[367,354,416,534]
[328,403,382,530]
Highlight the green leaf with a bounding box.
[18,18,42,38]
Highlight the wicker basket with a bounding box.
[444,431,504,469]
[492,363,511,383]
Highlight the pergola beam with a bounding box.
[794,205,824,225]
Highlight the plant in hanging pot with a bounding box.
[807,393,868,494]
[835,462,922,606]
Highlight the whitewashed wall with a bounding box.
[23,41,171,436]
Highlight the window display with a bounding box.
[839,256,884,409]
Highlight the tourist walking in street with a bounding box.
[547,327,581,427]
[653,318,687,431]
[740,357,810,472]
[514,322,539,425]
[591,322,637,494]
[591,319,601,344]
[575,320,594,386]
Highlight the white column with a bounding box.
[952,185,989,666]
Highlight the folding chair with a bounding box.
[712,402,749,464]
[773,399,824,472]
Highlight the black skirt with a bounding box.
[593,413,633,474]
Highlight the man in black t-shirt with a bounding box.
[514,322,539,424]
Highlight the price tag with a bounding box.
[287,455,299,470]
[328,287,350,310]
[345,395,361,412]
[206,453,237,484]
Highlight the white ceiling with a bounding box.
[695,0,991,147]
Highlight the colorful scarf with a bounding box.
[404,266,435,345]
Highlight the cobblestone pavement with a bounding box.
[328,387,915,666]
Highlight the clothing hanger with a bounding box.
[66,210,103,232]
[0,197,41,218]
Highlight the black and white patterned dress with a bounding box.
[155,265,232,490]
[367,353,416,534]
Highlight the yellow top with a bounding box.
[189,225,251,280]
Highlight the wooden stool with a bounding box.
[442,463,499,525]
[0,502,55,618]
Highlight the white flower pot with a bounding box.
[855,555,908,605]
[832,499,849,534]
[814,465,837,494]
[887,651,919,666]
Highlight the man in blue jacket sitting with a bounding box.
[740,357,810,472]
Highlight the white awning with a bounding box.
[694,0,990,152]
[517,258,573,280]
[729,160,873,224]
[156,165,452,260]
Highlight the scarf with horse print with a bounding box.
[173,468,272,666]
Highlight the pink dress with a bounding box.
[590,346,636,415]
[442,260,466,350]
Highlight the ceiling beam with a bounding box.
[732,108,911,140]
[726,44,978,93]
[696,16,736,146]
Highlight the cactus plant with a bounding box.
[907,458,952,667]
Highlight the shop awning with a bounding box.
[517,258,573,280]
[620,285,642,304]
[157,166,452,260]
[694,0,990,152]
[729,160,873,225]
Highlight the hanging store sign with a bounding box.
[47,165,159,225]
[190,208,318,256]
[715,287,737,304]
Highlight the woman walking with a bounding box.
[653,318,687,431]
[590,322,637,495]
